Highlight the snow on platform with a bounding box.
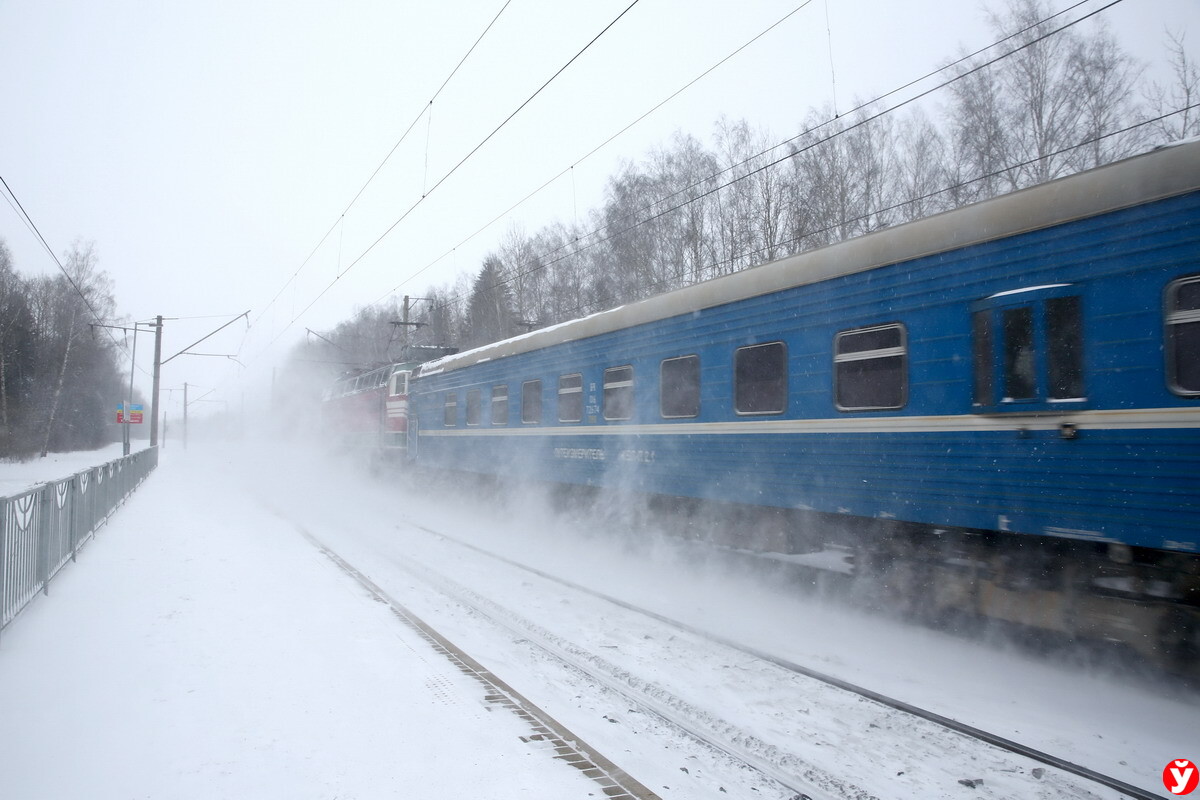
[0,448,635,800]
[0,442,133,495]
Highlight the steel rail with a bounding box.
[288,523,662,800]
[284,518,853,799]
[406,522,1165,800]
[386,541,858,800]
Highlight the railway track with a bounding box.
[370,535,866,800]
[289,523,663,800]
[417,521,1166,799]
[287,508,1159,800]
[421,530,1168,797]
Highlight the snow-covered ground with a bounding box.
[0,437,1196,799]
[0,443,610,800]
[0,442,136,495]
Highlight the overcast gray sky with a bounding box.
[1,0,1196,420]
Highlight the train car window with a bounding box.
[1166,275,1200,395]
[443,393,457,427]
[972,311,995,406]
[558,374,583,422]
[1046,296,1084,399]
[603,366,634,420]
[465,389,481,426]
[660,355,700,418]
[834,325,906,411]
[491,385,508,425]
[735,342,787,415]
[521,380,542,424]
[1002,308,1036,400]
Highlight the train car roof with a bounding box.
[417,139,1200,378]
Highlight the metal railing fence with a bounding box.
[0,446,158,639]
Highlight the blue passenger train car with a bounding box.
[406,141,1200,666]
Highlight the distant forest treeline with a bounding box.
[0,239,127,459]
[309,0,1195,377]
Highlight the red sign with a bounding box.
[116,404,144,424]
[1165,760,1199,796]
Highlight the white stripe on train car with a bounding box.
[417,407,1200,437]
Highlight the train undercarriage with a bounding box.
[579,486,1200,679]
[403,468,1200,679]
[849,523,1200,677]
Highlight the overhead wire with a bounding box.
[0,175,115,334]
[333,0,643,282]
[555,105,1200,320]
[218,0,519,399]
[0,185,44,250]
[374,0,820,304]
[282,0,1039,352]
[0,174,147,376]
[413,0,1124,318]
[250,0,516,331]
[592,0,1097,245]
[262,0,643,354]
[375,0,1094,316]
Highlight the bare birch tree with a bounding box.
[894,109,951,222]
[32,241,114,456]
[1066,20,1144,171]
[1144,30,1200,142]
[0,241,31,450]
[948,0,1142,194]
[712,119,789,270]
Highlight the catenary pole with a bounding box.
[150,315,163,447]
[123,324,139,456]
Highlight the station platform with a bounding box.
[0,447,647,800]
